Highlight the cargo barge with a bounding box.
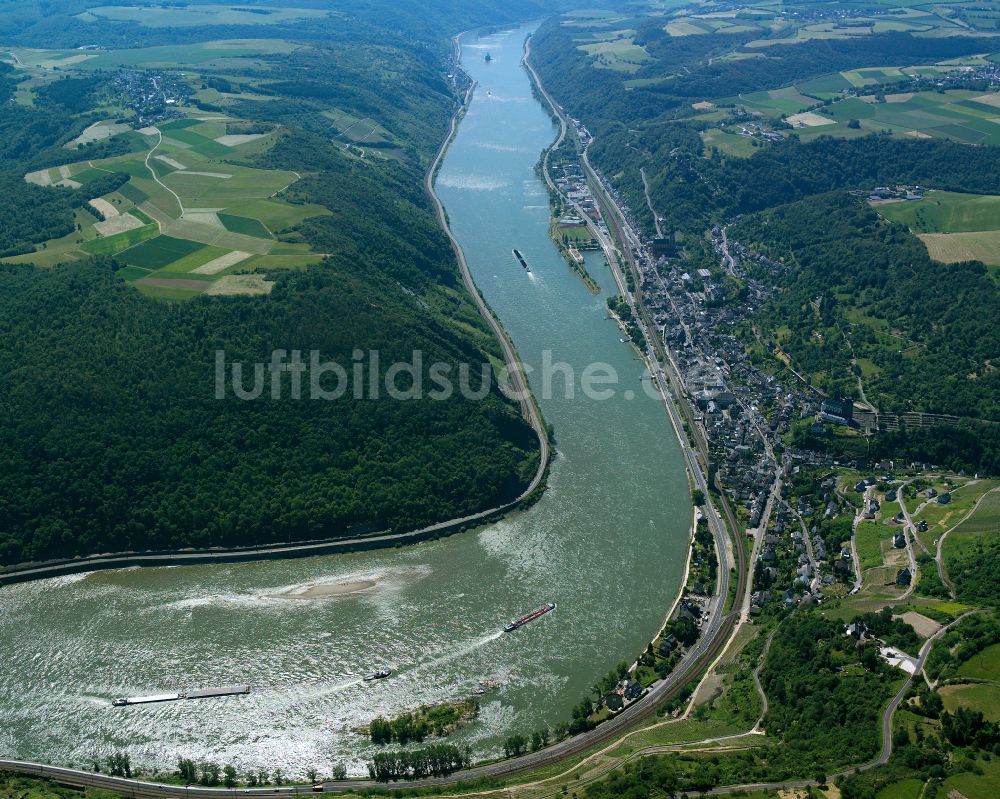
[112,684,250,707]
[503,602,556,633]
[513,249,531,272]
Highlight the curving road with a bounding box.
[935,485,998,598]
[424,36,550,489]
[3,30,971,799]
[0,33,749,799]
[0,45,550,590]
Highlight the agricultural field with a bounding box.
[663,9,777,38]
[576,30,653,72]
[700,127,764,157]
[874,778,924,799]
[6,114,330,298]
[911,481,1000,551]
[792,89,1000,145]
[323,108,398,149]
[738,2,992,48]
[732,85,819,116]
[856,520,889,570]
[943,757,1000,799]
[941,488,1000,562]
[76,5,333,28]
[957,642,1000,680]
[4,39,302,72]
[875,190,1000,232]
[940,683,1000,721]
[700,47,1000,148]
[938,486,1000,604]
[874,189,1000,268]
[919,230,1000,267]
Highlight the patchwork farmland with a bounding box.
[695,51,1000,159]
[11,115,329,299]
[876,190,1000,268]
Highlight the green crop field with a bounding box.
[876,191,1000,232]
[730,88,817,115]
[941,683,1000,721]
[160,127,212,147]
[79,5,331,29]
[71,39,301,70]
[121,235,207,270]
[942,757,1000,799]
[578,35,653,72]
[793,90,1000,145]
[127,207,155,226]
[957,642,1000,681]
[797,72,855,97]
[701,128,763,157]
[115,181,150,205]
[164,166,298,207]
[948,490,1000,538]
[224,198,331,231]
[875,778,924,799]
[160,119,205,132]
[80,224,159,256]
[155,244,231,275]
[71,166,118,186]
[218,213,273,239]
[856,521,886,570]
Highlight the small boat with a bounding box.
[112,698,127,707]
[364,668,391,682]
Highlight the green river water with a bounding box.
[0,24,689,776]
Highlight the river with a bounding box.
[0,23,689,776]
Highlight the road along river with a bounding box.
[0,23,689,777]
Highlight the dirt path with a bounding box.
[143,128,184,224]
[936,486,1000,599]
[640,167,663,238]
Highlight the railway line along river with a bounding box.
[0,23,690,776]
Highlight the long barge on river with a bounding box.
[112,684,251,707]
[503,602,556,633]
[513,248,531,272]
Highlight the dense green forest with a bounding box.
[730,192,1000,418]
[0,66,144,255]
[0,3,547,567]
[792,417,1000,476]
[0,260,537,565]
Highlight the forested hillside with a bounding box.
[0,259,538,566]
[0,3,545,567]
[731,192,1000,417]
[531,9,1000,434]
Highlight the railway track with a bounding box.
[0,34,751,799]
